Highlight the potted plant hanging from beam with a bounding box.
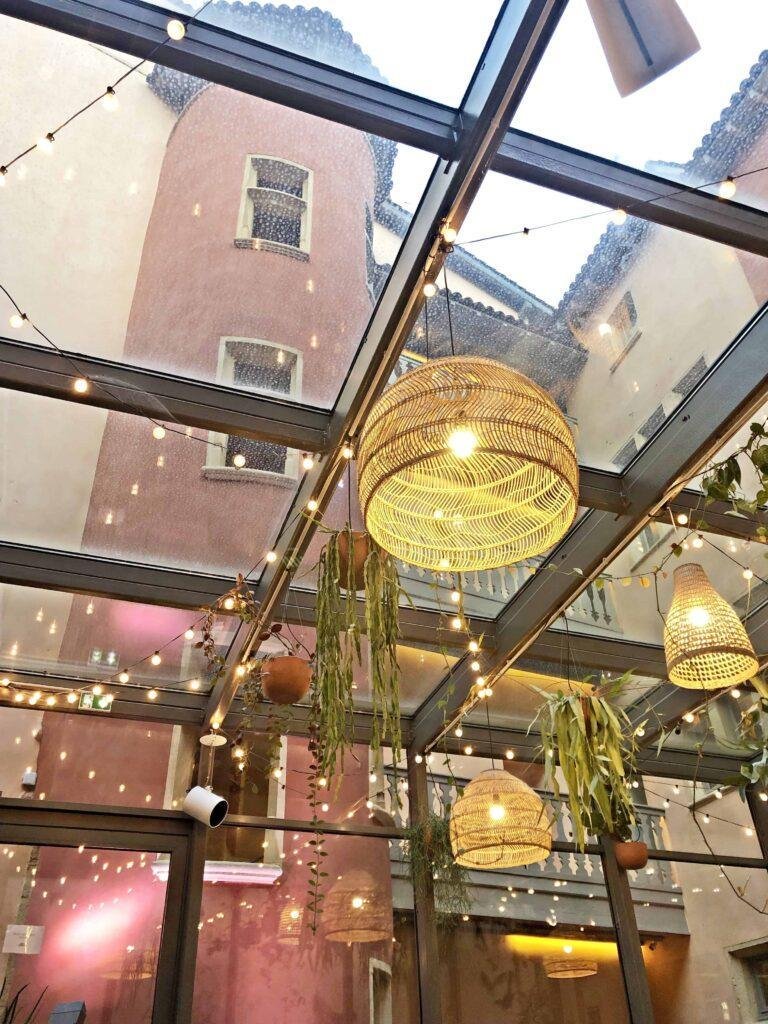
[403,809,471,923]
[532,675,649,870]
[313,522,407,782]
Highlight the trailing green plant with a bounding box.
[0,979,46,1023]
[698,419,768,540]
[403,811,471,921]
[532,679,640,851]
[305,682,328,933]
[364,544,402,764]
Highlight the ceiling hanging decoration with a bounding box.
[663,563,758,689]
[449,768,552,869]
[357,356,578,572]
[323,869,392,944]
[544,955,598,980]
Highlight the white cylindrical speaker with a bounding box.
[182,786,228,828]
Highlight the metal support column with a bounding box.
[406,750,442,1024]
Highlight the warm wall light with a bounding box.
[664,563,758,689]
[358,357,577,571]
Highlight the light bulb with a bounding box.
[73,377,89,394]
[166,18,186,39]
[463,745,473,756]
[301,454,314,470]
[743,568,754,581]
[731,688,741,699]
[232,453,246,468]
[414,754,423,764]
[66,691,77,704]
[610,208,627,225]
[683,712,695,724]
[433,508,444,520]
[233,746,245,759]
[450,590,461,603]
[441,225,458,244]
[454,725,463,737]
[189,679,200,690]
[686,607,710,628]
[423,282,437,298]
[714,789,723,799]
[150,652,162,666]
[265,551,277,563]
[118,671,130,684]
[676,512,689,525]
[470,660,480,672]
[468,640,480,653]
[289,908,300,920]
[760,792,768,802]
[447,426,478,459]
[102,87,118,111]
[351,896,364,909]
[598,322,612,337]
[307,499,318,511]
[235,664,247,678]
[451,616,462,630]
[317,777,327,788]
[342,443,354,459]
[369,772,377,783]
[719,176,737,200]
[184,628,195,640]
[147,689,158,701]
[37,133,55,154]
[92,685,103,696]
[692,535,703,549]
[438,557,450,570]
[488,801,505,821]
[9,313,25,329]
[505,749,515,760]
[702,814,710,824]
[152,425,166,440]
[45,695,56,706]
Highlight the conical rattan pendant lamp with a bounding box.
[357,356,578,572]
[663,563,758,689]
[449,768,552,869]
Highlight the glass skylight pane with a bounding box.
[0,16,435,410]
[439,173,768,471]
[513,0,768,213]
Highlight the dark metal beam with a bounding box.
[0,336,331,452]
[526,630,668,678]
[496,130,768,259]
[662,488,768,542]
[407,751,442,1024]
[412,303,768,752]
[204,0,572,731]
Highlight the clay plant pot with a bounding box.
[613,840,649,871]
[261,656,312,706]
[337,530,370,592]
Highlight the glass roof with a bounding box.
[513,0,768,214]
[0,581,237,693]
[135,0,503,106]
[449,174,768,471]
[0,15,435,411]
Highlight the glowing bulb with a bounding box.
[265,551,277,563]
[468,640,480,653]
[152,425,166,440]
[73,377,89,394]
[488,801,505,821]
[683,712,695,724]
[442,225,458,244]
[505,749,515,760]
[731,688,741,699]
[232,453,246,468]
[351,896,364,909]
[307,499,318,512]
[676,512,689,525]
[414,754,423,764]
[147,689,158,701]
[45,695,56,706]
[37,133,55,154]
[451,616,462,630]
[66,692,77,704]
[692,535,704,549]
[470,660,480,672]
[702,813,710,824]
[447,426,478,459]
[438,557,450,570]
[719,176,737,200]
[189,679,200,690]
[9,313,25,329]
[341,443,354,459]
[301,454,314,470]
[760,793,768,802]
[102,87,118,111]
[563,943,574,954]
[450,590,461,603]
[743,568,754,581]
[598,322,612,337]
[92,685,103,696]
[118,672,130,684]
[686,607,710,628]
[454,726,463,737]
[423,282,437,298]
[714,789,723,799]
[610,209,627,225]
[289,909,300,921]
[167,18,186,39]
[235,664,247,678]
[184,628,195,640]
[150,652,162,666]
[433,508,445,520]
[317,777,327,788]
[463,745,473,756]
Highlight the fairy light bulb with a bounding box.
[66,691,77,704]
[719,176,737,200]
[235,664,247,678]
[468,640,480,653]
[505,749,515,760]
[73,377,89,394]
[150,652,162,666]
[463,745,473,756]
[166,18,186,39]
[450,589,461,604]
[265,551,277,564]
[451,616,462,630]
[676,512,689,525]
[683,712,695,724]
[414,754,423,764]
[102,87,118,111]
[152,425,166,440]
[611,208,627,225]
[714,788,723,799]
[692,534,704,549]
[470,660,481,672]
[92,685,103,696]
[307,499,318,512]
[118,671,130,684]
[45,695,56,706]
[232,453,246,468]
[351,896,364,909]
[731,687,741,698]
[743,568,754,581]
[342,443,354,459]
[184,628,195,640]
[454,725,463,737]
[9,313,25,329]
[423,281,437,298]
[447,426,478,459]
[147,689,158,701]
[301,454,314,470]
[442,224,458,244]
[702,813,710,824]
[37,133,55,154]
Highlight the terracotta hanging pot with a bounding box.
[261,656,312,706]
[337,530,370,591]
[613,839,649,871]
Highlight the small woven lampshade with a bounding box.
[323,868,392,944]
[664,563,758,689]
[449,768,552,869]
[357,356,578,571]
[545,956,598,980]
[277,904,303,946]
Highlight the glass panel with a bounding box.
[642,859,768,1023]
[445,174,768,470]
[0,842,167,1021]
[1,15,434,408]
[193,828,419,1023]
[514,0,768,214]
[0,388,301,576]
[0,705,196,809]
[0,581,235,694]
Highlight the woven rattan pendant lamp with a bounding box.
[357,356,578,572]
[323,869,392,944]
[449,768,552,868]
[663,563,758,689]
[545,955,598,980]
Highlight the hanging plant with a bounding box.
[313,524,406,780]
[403,811,471,922]
[698,420,768,539]
[532,680,644,860]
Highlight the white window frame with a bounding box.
[234,154,313,260]
[204,337,302,485]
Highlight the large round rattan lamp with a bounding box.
[664,563,758,689]
[449,768,552,868]
[357,356,578,572]
[323,869,392,944]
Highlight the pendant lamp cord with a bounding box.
[485,699,497,771]
[424,293,430,361]
[443,267,456,357]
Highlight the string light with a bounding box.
[307,499,319,512]
[233,453,246,468]
[423,281,437,298]
[676,512,689,525]
[505,749,515,760]
[9,313,25,329]
[184,628,195,640]
[37,133,55,154]
[73,377,89,394]
[731,688,741,699]
[223,596,235,610]
[468,640,480,653]
[102,87,118,112]
[147,689,158,701]
[265,551,277,563]
[683,712,695,724]
[150,652,162,666]
[118,671,130,684]
[342,443,354,459]
[92,685,103,696]
[414,754,423,764]
[719,176,737,200]
[743,568,754,581]
[610,208,627,225]
[470,660,481,672]
[166,18,186,39]
[441,224,458,244]
[301,454,315,470]
[463,745,474,755]
[152,425,166,440]
[454,726,463,737]
[66,692,77,704]
[450,590,461,604]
